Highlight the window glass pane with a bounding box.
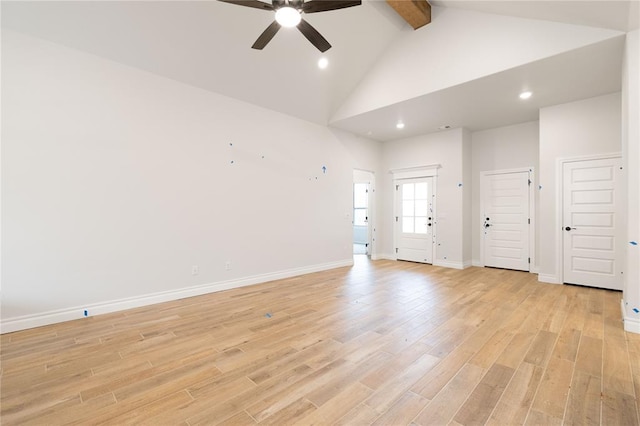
[415,182,428,199]
[415,218,428,234]
[402,217,414,233]
[402,183,414,200]
[415,200,428,216]
[354,209,367,226]
[402,200,414,217]
[354,184,368,208]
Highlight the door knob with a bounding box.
[484,223,491,228]
[565,226,576,231]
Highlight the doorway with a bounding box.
[562,156,623,290]
[353,170,374,257]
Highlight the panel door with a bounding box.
[563,158,622,290]
[482,171,530,271]
[396,178,434,263]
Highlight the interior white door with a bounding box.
[563,158,622,290]
[482,171,530,271]
[396,178,434,263]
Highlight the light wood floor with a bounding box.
[2,257,639,425]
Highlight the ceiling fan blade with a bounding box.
[302,0,361,14]
[297,18,331,52]
[217,0,274,11]
[252,21,282,49]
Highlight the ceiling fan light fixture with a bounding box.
[275,6,301,27]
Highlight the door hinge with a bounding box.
[528,218,530,224]
[528,179,531,185]
[395,216,398,222]
[395,248,398,253]
[528,257,530,264]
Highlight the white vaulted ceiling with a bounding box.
[2,0,638,141]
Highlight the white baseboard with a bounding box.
[433,259,466,270]
[622,299,640,334]
[538,274,561,284]
[377,253,397,261]
[0,259,353,334]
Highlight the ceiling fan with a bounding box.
[218,0,361,52]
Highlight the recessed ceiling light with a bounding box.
[318,57,329,69]
[519,91,533,100]
[396,122,405,129]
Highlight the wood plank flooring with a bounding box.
[2,257,639,425]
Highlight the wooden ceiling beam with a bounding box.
[386,0,431,30]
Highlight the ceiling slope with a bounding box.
[330,6,625,124]
[1,0,404,125]
[330,35,625,141]
[1,1,634,138]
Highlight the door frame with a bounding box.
[556,152,624,286]
[354,169,376,258]
[479,167,536,272]
[391,164,440,262]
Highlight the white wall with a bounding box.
[538,93,622,283]
[622,29,640,333]
[1,30,382,332]
[471,121,540,266]
[381,128,466,268]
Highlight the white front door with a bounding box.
[563,157,622,290]
[396,178,434,263]
[482,170,531,271]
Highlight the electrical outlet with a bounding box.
[192,265,199,275]
[225,261,231,271]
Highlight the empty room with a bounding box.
[2,0,639,424]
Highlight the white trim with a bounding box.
[433,259,468,270]
[479,167,535,273]
[353,167,377,175]
[376,253,397,261]
[622,299,640,334]
[556,153,623,289]
[472,259,483,267]
[389,164,441,180]
[538,274,562,284]
[0,259,353,334]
